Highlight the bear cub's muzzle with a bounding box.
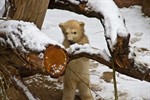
[68,40,75,45]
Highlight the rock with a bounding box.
[142,0,150,17]
[101,71,113,83]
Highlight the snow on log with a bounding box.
[0,20,68,78]
[0,20,64,52]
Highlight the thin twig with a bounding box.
[112,56,118,100]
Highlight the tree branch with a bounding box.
[68,44,150,82]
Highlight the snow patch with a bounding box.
[117,26,129,37]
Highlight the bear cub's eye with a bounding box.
[66,32,68,34]
[73,32,77,34]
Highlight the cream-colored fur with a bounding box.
[59,20,93,100]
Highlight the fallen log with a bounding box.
[0,20,68,78]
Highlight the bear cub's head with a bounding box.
[59,20,85,45]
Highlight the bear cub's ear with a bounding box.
[59,23,64,29]
[79,21,85,27]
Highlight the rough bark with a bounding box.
[5,0,50,29]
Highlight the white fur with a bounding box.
[59,20,93,100]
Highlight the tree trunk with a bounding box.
[7,0,50,29]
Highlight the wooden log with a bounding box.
[0,20,68,78]
[44,45,68,78]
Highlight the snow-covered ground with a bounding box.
[0,1,150,100]
[42,6,150,100]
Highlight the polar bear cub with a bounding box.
[59,20,93,100]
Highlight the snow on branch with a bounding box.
[86,0,128,48]
[67,44,111,65]
[67,44,150,82]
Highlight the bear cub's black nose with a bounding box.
[68,40,75,45]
